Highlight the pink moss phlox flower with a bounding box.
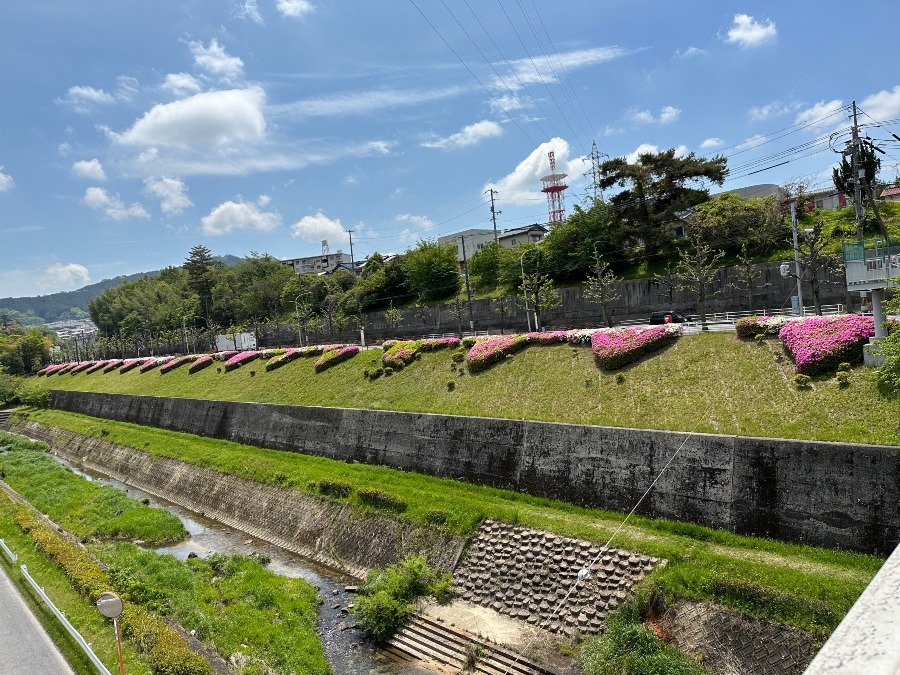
[265,348,302,371]
[735,315,791,339]
[160,355,194,374]
[138,356,170,373]
[70,361,96,374]
[119,358,148,374]
[465,333,529,372]
[779,314,874,375]
[590,324,681,370]
[85,360,111,374]
[188,355,214,374]
[102,360,124,373]
[223,350,260,372]
[314,345,360,373]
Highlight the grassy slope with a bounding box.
[23,408,881,638]
[41,333,900,445]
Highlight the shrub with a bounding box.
[447,381,455,391]
[835,371,850,387]
[139,357,170,373]
[779,315,874,375]
[358,487,407,512]
[615,373,625,384]
[735,315,792,339]
[354,555,454,642]
[318,479,352,498]
[119,358,147,374]
[451,351,465,363]
[314,346,360,373]
[837,362,851,372]
[792,373,811,388]
[160,355,194,374]
[85,360,111,374]
[461,336,478,349]
[223,351,260,372]
[188,355,214,374]
[465,334,529,372]
[591,325,681,371]
[70,361,95,374]
[102,359,124,373]
[424,509,447,525]
[265,348,301,371]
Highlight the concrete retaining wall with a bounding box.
[50,391,900,555]
[13,420,464,579]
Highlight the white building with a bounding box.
[281,251,352,275]
[438,224,548,270]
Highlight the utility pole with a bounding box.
[347,229,355,270]
[460,236,475,334]
[584,140,606,202]
[486,189,500,244]
[790,201,805,315]
[851,101,865,241]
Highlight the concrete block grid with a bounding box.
[454,521,661,638]
[50,391,900,554]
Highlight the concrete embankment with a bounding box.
[49,391,900,554]
[11,419,464,579]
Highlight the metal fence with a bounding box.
[0,537,110,675]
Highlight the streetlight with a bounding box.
[520,248,535,332]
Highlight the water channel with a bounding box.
[52,455,436,675]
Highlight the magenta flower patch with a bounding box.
[314,345,360,373]
[223,350,260,372]
[779,315,874,375]
[85,360,111,374]
[590,324,681,370]
[102,359,124,373]
[139,357,170,373]
[735,315,791,339]
[265,348,302,371]
[160,355,194,374]
[188,355,214,374]
[465,334,529,372]
[70,361,96,374]
[119,358,147,374]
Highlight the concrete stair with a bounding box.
[386,614,558,675]
[0,410,14,428]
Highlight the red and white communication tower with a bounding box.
[540,150,568,224]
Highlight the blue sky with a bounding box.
[1,1,899,298]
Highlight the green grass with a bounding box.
[100,545,331,675]
[21,409,883,637]
[38,332,900,445]
[0,432,186,546]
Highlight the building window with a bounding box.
[815,200,824,210]
[511,239,517,246]
[477,243,483,250]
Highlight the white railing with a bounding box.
[0,537,17,563]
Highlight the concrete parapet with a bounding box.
[49,390,900,554]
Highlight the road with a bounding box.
[0,564,75,675]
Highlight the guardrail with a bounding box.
[0,535,110,675]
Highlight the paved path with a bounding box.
[0,564,75,675]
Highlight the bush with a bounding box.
[358,487,407,512]
[314,346,360,373]
[779,315,874,375]
[836,371,850,387]
[424,509,447,525]
[354,555,454,642]
[591,325,681,371]
[792,373,811,388]
[318,479,352,498]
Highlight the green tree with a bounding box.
[519,272,561,330]
[468,242,504,290]
[690,193,786,255]
[542,200,623,282]
[675,231,725,329]
[184,244,220,323]
[833,141,881,209]
[598,148,727,259]
[583,251,621,328]
[402,241,461,301]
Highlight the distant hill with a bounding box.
[0,255,242,325]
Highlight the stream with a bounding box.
[52,455,436,675]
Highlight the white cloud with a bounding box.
[290,211,348,244]
[143,176,193,215]
[700,138,723,150]
[270,85,467,119]
[736,134,767,150]
[71,159,106,181]
[113,88,266,148]
[624,144,688,164]
[859,86,900,125]
[257,194,271,207]
[484,138,589,205]
[495,46,631,92]
[421,120,502,150]
[794,100,844,129]
[395,214,435,242]
[628,106,680,125]
[81,187,150,220]
[58,142,72,156]
[201,198,281,235]
[489,93,527,114]
[0,167,14,192]
[60,85,116,113]
[675,46,706,58]
[749,100,801,122]
[725,14,777,48]
[115,76,140,102]
[276,0,314,18]
[234,0,264,23]
[162,73,202,97]
[362,140,392,155]
[40,263,90,291]
[190,39,244,79]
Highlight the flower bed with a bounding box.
[735,315,793,339]
[223,350,260,372]
[85,360,110,374]
[102,359,124,373]
[779,314,874,375]
[119,358,146,374]
[38,363,67,377]
[70,361,95,374]
[188,355,214,374]
[264,348,301,371]
[590,324,681,370]
[314,346,360,373]
[214,350,240,362]
[57,363,78,375]
[138,357,170,373]
[160,355,194,374]
[382,337,462,370]
[466,334,530,372]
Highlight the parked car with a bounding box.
[649,310,688,325]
